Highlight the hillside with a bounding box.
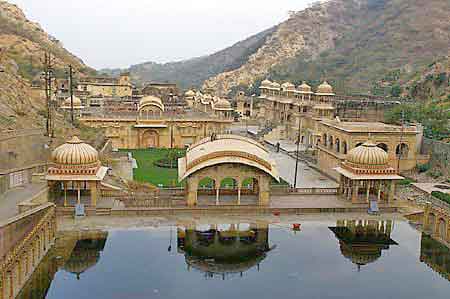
[0,1,94,130]
[101,27,276,89]
[204,0,450,96]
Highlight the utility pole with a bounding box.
[293,117,303,189]
[397,110,405,173]
[41,52,55,137]
[68,64,74,125]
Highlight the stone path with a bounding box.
[267,147,338,189]
[0,182,47,221]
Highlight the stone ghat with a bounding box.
[56,206,399,217]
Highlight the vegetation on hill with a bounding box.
[263,0,450,96]
[385,100,450,140]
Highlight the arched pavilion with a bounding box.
[178,135,279,206]
[46,136,108,207]
[334,139,404,204]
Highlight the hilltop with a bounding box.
[116,0,449,98]
[0,1,94,129]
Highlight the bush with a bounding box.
[431,191,450,205]
[428,169,443,179]
[398,178,415,186]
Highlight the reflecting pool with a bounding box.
[19,219,450,299]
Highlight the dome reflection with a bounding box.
[177,223,273,279]
[330,220,398,270]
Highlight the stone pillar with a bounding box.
[63,182,67,207]
[388,181,396,203]
[366,181,370,203]
[377,183,382,201]
[77,182,81,205]
[89,181,98,207]
[351,184,359,204]
[258,177,270,206]
[215,188,220,206]
[186,178,198,207]
[237,187,241,205]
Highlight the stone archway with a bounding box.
[141,130,159,148]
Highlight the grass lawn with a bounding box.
[123,148,289,188]
[124,149,185,187]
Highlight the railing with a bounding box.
[270,185,338,195]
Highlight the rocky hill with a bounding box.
[0,1,94,130]
[204,0,450,96]
[102,27,276,89]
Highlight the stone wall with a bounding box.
[422,138,450,175]
[0,129,51,196]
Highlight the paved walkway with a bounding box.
[265,138,307,153]
[0,183,47,221]
[267,147,338,189]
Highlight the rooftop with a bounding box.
[321,120,419,133]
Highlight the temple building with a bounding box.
[334,139,404,204]
[46,136,108,207]
[60,96,85,117]
[178,135,279,206]
[177,222,272,279]
[77,72,133,98]
[80,95,233,149]
[256,80,428,175]
[330,219,397,270]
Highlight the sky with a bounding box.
[7,0,314,69]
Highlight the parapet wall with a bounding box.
[0,129,50,195]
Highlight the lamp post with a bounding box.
[293,117,303,189]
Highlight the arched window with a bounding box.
[335,138,340,153]
[377,143,388,153]
[323,134,328,146]
[342,141,348,154]
[329,136,334,149]
[396,143,409,158]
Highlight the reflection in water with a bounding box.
[17,231,108,298]
[62,236,107,280]
[420,233,450,281]
[177,223,272,279]
[329,220,398,270]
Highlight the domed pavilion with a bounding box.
[46,136,108,207]
[334,139,404,204]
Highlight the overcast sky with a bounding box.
[7,0,313,69]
